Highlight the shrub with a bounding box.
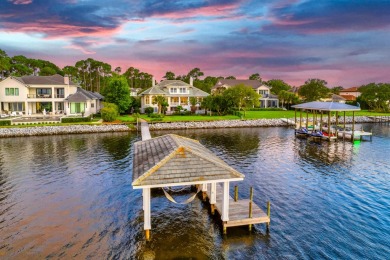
[149,113,164,119]
[61,117,92,123]
[101,102,119,122]
[144,107,154,115]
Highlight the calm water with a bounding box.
[0,124,389,259]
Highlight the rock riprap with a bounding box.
[0,125,131,138]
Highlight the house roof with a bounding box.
[331,94,346,102]
[340,87,359,92]
[340,95,357,101]
[132,134,245,187]
[212,79,264,90]
[65,87,104,102]
[292,101,360,111]
[139,80,209,97]
[12,74,75,85]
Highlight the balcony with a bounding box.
[55,94,65,98]
[27,94,52,98]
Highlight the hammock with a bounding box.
[162,185,202,204]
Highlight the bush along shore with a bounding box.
[0,116,379,137]
[0,125,131,138]
[148,116,376,131]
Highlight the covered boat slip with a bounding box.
[291,101,372,142]
[132,133,270,240]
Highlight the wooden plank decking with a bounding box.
[205,184,270,229]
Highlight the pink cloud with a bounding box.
[8,0,32,5]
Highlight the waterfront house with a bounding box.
[139,77,209,113]
[0,74,103,116]
[212,79,279,108]
[320,94,346,103]
[339,87,361,101]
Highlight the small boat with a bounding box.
[295,127,309,137]
[310,130,324,138]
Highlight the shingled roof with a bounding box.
[65,87,104,102]
[132,134,244,188]
[13,74,75,85]
[212,79,264,90]
[139,80,209,97]
[292,101,360,111]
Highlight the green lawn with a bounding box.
[243,110,296,119]
[138,114,240,122]
[116,115,137,122]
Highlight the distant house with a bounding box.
[212,79,279,108]
[130,88,142,97]
[321,94,346,103]
[340,87,361,101]
[139,77,209,113]
[0,74,103,116]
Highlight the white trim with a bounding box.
[143,187,151,230]
[202,183,208,191]
[222,181,230,221]
[132,178,243,189]
[210,182,217,204]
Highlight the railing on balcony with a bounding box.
[27,94,52,98]
[55,94,65,98]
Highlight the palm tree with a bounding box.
[153,95,167,114]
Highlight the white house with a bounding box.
[212,79,279,108]
[0,74,103,116]
[139,77,209,113]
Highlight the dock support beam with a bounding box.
[143,188,151,240]
[222,181,230,222]
[249,187,253,231]
[210,183,216,214]
[202,183,208,201]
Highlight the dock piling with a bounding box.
[249,187,253,231]
[234,185,238,202]
[266,201,271,230]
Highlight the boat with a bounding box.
[295,127,309,137]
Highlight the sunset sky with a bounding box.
[1,0,389,87]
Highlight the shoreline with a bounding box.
[0,116,379,138]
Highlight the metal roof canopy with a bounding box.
[291,101,360,111]
[132,134,244,189]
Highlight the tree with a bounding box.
[249,73,261,81]
[101,76,132,114]
[152,95,167,114]
[190,97,197,113]
[163,71,176,80]
[39,66,57,76]
[298,79,330,102]
[265,79,291,95]
[0,49,11,79]
[225,76,236,79]
[223,84,260,116]
[114,67,122,74]
[359,83,390,112]
[331,86,344,94]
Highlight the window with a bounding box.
[37,88,51,95]
[56,88,64,98]
[179,88,186,93]
[145,96,150,104]
[70,103,84,113]
[9,102,24,111]
[170,88,177,93]
[91,103,94,108]
[5,88,19,96]
[259,90,268,95]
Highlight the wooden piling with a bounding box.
[211,204,215,215]
[223,224,227,235]
[145,230,150,241]
[249,187,253,231]
[267,201,271,230]
[234,185,238,202]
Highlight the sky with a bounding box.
[1,0,390,87]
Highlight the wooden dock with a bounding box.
[204,184,270,233]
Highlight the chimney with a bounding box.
[152,76,155,87]
[64,76,69,85]
[190,76,193,86]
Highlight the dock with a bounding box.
[204,184,270,232]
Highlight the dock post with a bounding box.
[202,183,208,201]
[223,223,227,235]
[210,183,217,214]
[266,201,271,231]
[249,187,253,231]
[221,181,230,222]
[234,185,238,202]
[352,112,355,142]
[143,188,151,241]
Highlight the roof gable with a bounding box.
[132,134,244,187]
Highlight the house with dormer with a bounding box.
[212,79,279,108]
[139,77,209,113]
[0,74,103,116]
